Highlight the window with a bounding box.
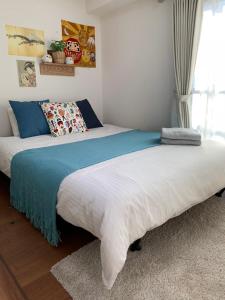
[192,1,225,140]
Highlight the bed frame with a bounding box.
[130,187,225,252]
[130,239,142,251]
[216,188,225,197]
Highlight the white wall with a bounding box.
[86,0,139,15]
[0,0,175,136]
[101,0,175,130]
[0,0,103,136]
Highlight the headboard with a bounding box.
[0,105,12,137]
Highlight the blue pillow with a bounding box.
[76,99,103,129]
[9,100,50,138]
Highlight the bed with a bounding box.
[1,124,225,289]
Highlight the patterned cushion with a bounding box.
[41,102,87,137]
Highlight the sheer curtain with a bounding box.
[191,0,225,140]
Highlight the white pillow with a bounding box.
[7,107,20,137]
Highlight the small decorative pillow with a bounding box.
[41,102,87,137]
[76,99,103,129]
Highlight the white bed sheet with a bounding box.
[1,125,225,289]
[0,124,129,177]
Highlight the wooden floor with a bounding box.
[0,172,95,300]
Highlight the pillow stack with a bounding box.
[9,99,102,138]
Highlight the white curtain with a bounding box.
[173,0,203,128]
[192,0,225,140]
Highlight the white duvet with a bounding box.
[1,124,225,289]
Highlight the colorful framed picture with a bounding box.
[61,19,96,68]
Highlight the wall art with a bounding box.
[6,24,45,57]
[17,60,36,87]
[61,19,96,68]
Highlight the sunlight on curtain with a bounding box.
[191,0,225,140]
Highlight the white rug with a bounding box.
[51,196,225,300]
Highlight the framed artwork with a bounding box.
[17,60,37,87]
[5,24,45,57]
[61,19,96,68]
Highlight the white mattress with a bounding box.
[1,124,225,289]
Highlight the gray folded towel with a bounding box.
[161,128,201,142]
[161,138,201,146]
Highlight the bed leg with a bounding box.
[216,188,225,197]
[130,238,142,252]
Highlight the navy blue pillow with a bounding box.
[76,99,103,129]
[9,100,50,138]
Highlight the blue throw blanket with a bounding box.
[10,130,160,246]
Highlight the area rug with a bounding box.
[51,196,225,300]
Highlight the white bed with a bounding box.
[1,124,225,289]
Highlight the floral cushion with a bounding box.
[41,102,87,137]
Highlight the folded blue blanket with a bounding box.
[10,130,160,246]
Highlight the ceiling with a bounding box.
[85,0,141,16]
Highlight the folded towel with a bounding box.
[161,138,201,146]
[161,128,201,141]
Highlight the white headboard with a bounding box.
[0,105,12,137]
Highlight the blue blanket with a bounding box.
[10,130,160,246]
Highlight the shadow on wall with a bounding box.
[0,105,12,136]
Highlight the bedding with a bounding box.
[41,102,87,137]
[161,127,201,141]
[76,99,103,129]
[0,124,225,289]
[9,100,50,138]
[161,138,201,146]
[7,108,20,137]
[10,130,160,245]
[0,125,129,177]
